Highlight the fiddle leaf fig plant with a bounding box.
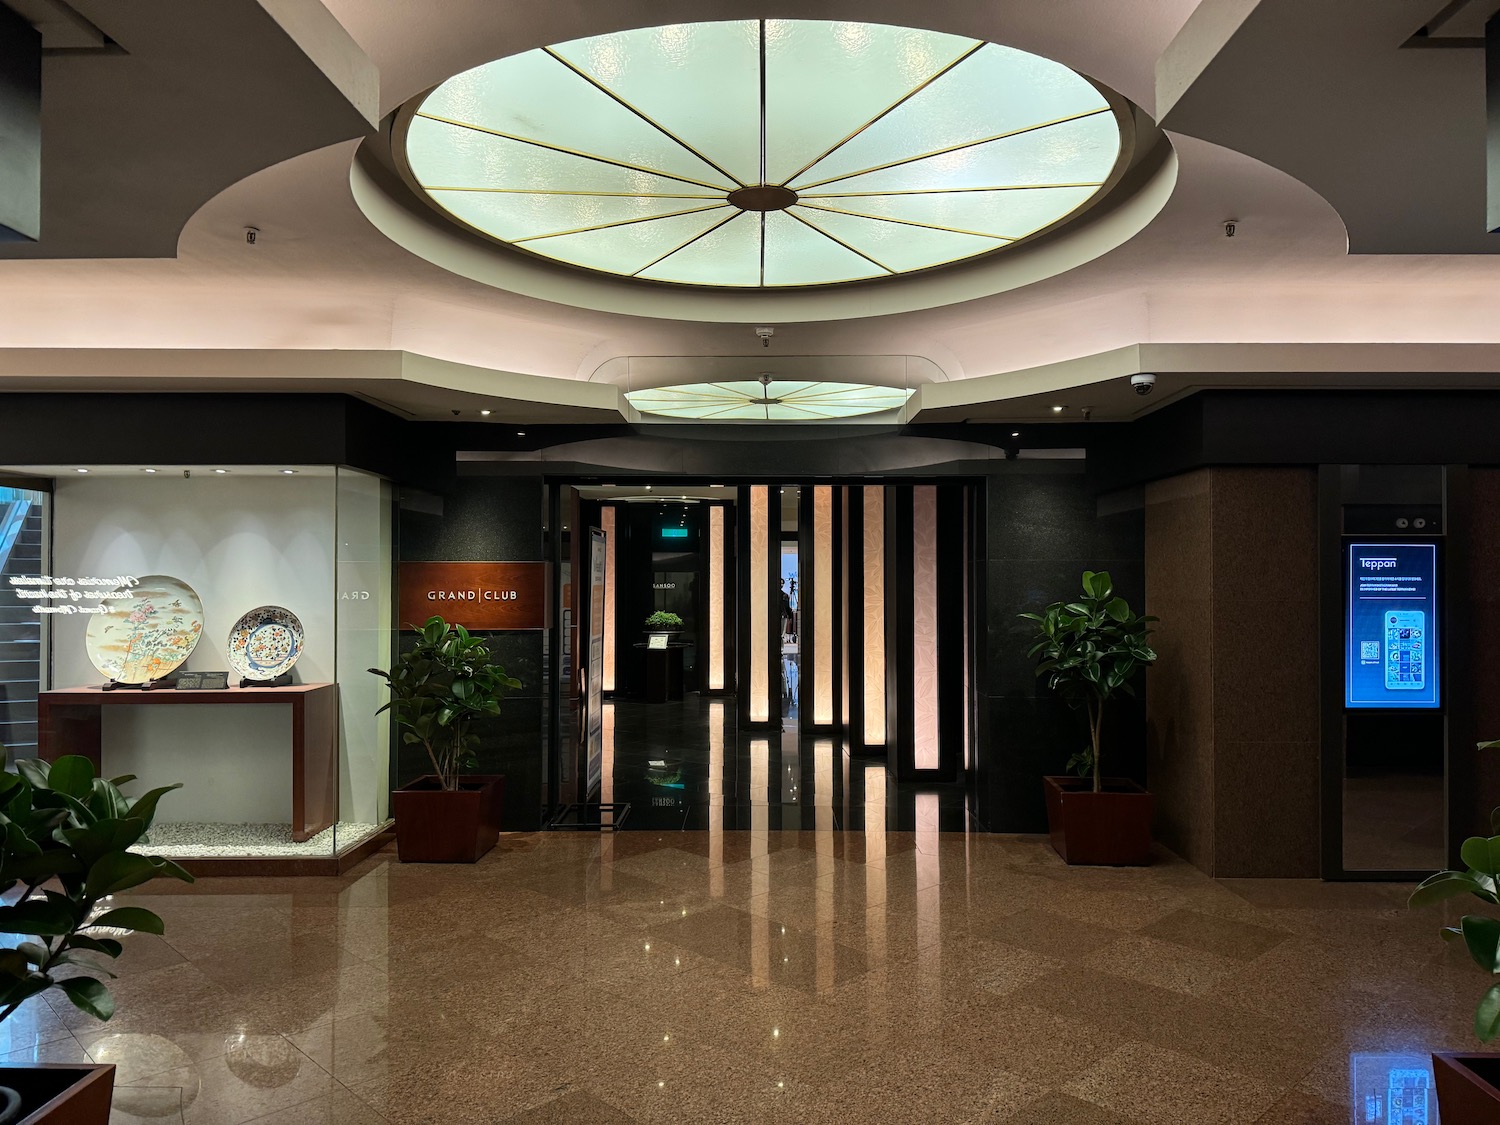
[645,611,683,631]
[0,755,193,1025]
[370,615,521,792]
[1020,570,1157,794]
[1411,745,1500,1041]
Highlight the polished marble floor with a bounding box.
[0,820,1485,1124]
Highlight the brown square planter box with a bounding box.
[1433,1053,1500,1123]
[393,774,504,863]
[1043,775,1152,866]
[0,1063,114,1123]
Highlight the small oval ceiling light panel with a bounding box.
[402,19,1122,289]
[626,380,913,421]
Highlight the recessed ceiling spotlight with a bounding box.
[645,484,652,491]
[281,469,297,475]
[143,468,158,474]
[710,483,724,488]
[214,468,229,474]
[75,468,89,474]
[1011,431,1020,438]
[516,430,525,436]
[480,409,491,416]
[1051,405,1065,414]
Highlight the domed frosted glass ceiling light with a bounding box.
[403,20,1122,288]
[626,380,914,421]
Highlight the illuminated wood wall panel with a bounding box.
[841,488,850,728]
[911,486,940,770]
[888,483,970,782]
[708,504,725,691]
[601,505,617,692]
[748,486,771,724]
[813,485,834,725]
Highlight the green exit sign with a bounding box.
[660,527,689,539]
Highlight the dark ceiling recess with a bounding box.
[0,3,41,242]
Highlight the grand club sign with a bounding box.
[397,562,547,631]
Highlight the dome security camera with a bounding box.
[1130,373,1157,396]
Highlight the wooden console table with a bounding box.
[38,684,339,842]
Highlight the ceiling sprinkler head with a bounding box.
[754,326,775,348]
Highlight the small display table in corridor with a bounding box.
[634,643,691,703]
[37,683,339,841]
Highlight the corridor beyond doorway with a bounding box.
[599,694,980,833]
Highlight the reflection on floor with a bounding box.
[1342,773,1445,872]
[1,826,1481,1123]
[601,695,979,833]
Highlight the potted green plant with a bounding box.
[644,611,683,641]
[1020,570,1158,866]
[1410,772,1500,1122]
[0,754,193,1124]
[370,615,521,863]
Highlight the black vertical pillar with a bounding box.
[890,487,915,776]
[1488,15,1500,234]
[798,485,844,733]
[0,5,41,242]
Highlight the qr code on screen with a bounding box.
[1361,641,1380,661]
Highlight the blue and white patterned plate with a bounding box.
[226,605,304,681]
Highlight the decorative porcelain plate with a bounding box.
[85,574,204,684]
[226,605,304,681]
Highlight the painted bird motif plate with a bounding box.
[85,574,204,684]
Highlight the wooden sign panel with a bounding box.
[398,562,547,631]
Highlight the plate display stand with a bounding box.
[102,678,175,692]
[240,672,293,689]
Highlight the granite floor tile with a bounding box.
[1140,907,1292,960]
[1084,932,1244,996]
[33,829,1468,1125]
[1063,1041,1285,1124]
[123,1039,341,1125]
[995,1090,1147,1124]
[242,1086,390,1124]
[110,1085,186,1125]
[497,1087,636,1124]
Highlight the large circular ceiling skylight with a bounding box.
[627,380,913,421]
[402,20,1123,289]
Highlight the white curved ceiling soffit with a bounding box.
[3,0,1500,414]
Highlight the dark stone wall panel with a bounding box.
[1145,470,1215,871]
[979,467,1146,832]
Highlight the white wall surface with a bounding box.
[335,468,392,824]
[51,473,338,826]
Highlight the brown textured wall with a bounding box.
[1467,470,1500,838]
[1145,467,1320,877]
[1145,470,1215,871]
[1210,468,1320,877]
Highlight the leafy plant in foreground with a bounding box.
[1410,748,1500,1041]
[0,755,193,1023]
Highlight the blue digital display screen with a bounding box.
[660,528,689,539]
[1346,542,1439,710]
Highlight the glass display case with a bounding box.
[0,464,393,868]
